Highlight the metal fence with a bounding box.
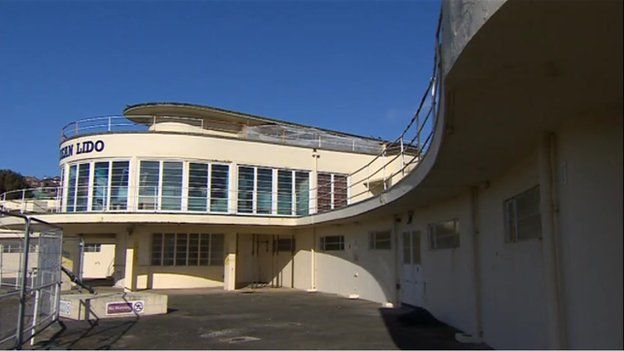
[0,211,63,349]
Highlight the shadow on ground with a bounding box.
[379,306,490,349]
[31,288,490,350]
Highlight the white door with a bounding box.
[401,230,424,306]
[82,243,115,279]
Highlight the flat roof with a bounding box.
[123,102,385,143]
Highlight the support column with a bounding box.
[123,229,137,292]
[538,133,567,348]
[307,228,317,292]
[223,233,237,291]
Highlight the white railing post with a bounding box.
[21,189,26,213]
[400,137,405,175]
[108,116,112,132]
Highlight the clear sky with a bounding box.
[0,0,440,177]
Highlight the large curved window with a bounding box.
[66,160,129,212]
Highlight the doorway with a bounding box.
[401,230,424,306]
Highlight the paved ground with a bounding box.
[32,288,489,349]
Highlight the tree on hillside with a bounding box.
[0,169,29,195]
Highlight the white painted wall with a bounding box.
[555,113,623,348]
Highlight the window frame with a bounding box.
[369,230,392,250]
[428,219,460,250]
[151,232,224,267]
[504,185,542,243]
[320,235,345,251]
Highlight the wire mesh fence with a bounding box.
[0,211,63,349]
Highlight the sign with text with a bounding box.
[106,300,145,315]
[60,140,105,160]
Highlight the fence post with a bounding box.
[15,217,31,348]
[108,116,112,132]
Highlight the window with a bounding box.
[277,170,292,215]
[320,235,344,251]
[210,164,229,212]
[317,173,348,213]
[295,171,310,215]
[237,166,255,213]
[138,161,160,210]
[256,168,273,214]
[369,230,391,250]
[429,219,460,249]
[151,233,224,266]
[504,186,542,242]
[1,241,36,253]
[277,238,294,252]
[66,163,92,212]
[403,231,421,264]
[188,163,209,211]
[92,162,109,211]
[161,162,183,210]
[110,161,129,210]
[83,243,102,253]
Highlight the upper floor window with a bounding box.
[428,219,459,250]
[239,167,309,216]
[504,186,542,242]
[317,173,348,213]
[66,160,129,212]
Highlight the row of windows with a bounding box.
[319,185,542,253]
[151,233,224,266]
[0,241,38,253]
[63,159,348,215]
[238,166,311,215]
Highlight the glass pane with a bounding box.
[188,163,209,211]
[210,234,224,265]
[402,232,411,264]
[412,231,421,264]
[162,161,183,211]
[110,161,129,210]
[151,233,162,265]
[199,234,210,265]
[256,168,273,214]
[317,173,332,213]
[163,233,175,266]
[75,163,91,212]
[237,167,254,213]
[92,162,109,211]
[277,170,292,215]
[188,234,199,265]
[66,165,77,212]
[295,172,309,215]
[210,165,229,212]
[334,175,348,208]
[175,233,187,266]
[139,161,160,210]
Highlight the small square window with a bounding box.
[504,186,542,242]
[320,235,344,251]
[83,243,102,253]
[429,219,460,250]
[369,231,391,250]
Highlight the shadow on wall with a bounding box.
[378,306,491,350]
[133,265,225,290]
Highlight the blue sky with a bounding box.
[0,0,440,177]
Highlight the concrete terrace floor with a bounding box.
[33,288,489,350]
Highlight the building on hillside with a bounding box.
[0,0,622,349]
